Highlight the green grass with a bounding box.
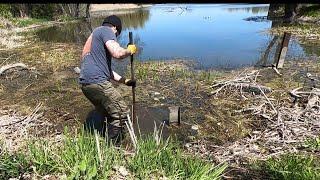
[300,5,320,18]
[305,136,320,151]
[0,151,30,179]
[9,17,48,27]
[257,137,320,180]
[264,153,320,180]
[129,137,227,179]
[0,128,227,179]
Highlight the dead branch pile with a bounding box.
[0,103,52,151]
[211,70,271,96]
[186,70,320,165]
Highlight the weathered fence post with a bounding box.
[274,32,291,69]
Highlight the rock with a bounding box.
[74,67,81,74]
[191,125,199,130]
[154,98,160,101]
[118,166,129,177]
[187,136,195,141]
[154,92,161,96]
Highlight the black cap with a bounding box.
[102,15,122,36]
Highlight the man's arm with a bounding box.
[105,40,132,59]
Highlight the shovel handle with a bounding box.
[129,32,136,124]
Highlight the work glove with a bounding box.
[120,77,136,87]
[127,44,137,55]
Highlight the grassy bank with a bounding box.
[257,136,320,180]
[0,128,227,179]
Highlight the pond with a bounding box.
[34,4,318,69]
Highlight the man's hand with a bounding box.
[119,77,136,87]
[124,79,136,87]
[127,44,137,55]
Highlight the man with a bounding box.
[79,15,137,142]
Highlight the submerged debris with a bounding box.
[243,16,269,22]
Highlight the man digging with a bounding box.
[79,15,137,143]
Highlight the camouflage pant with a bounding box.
[81,80,129,130]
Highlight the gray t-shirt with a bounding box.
[79,26,116,84]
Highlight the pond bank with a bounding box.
[1,46,320,178]
[1,5,320,178]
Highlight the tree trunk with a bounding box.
[75,4,80,17]
[17,4,30,18]
[284,4,302,23]
[85,4,90,18]
[267,3,282,20]
[59,4,67,15]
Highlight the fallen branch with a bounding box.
[211,70,272,95]
[290,87,320,98]
[0,63,28,75]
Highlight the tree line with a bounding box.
[0,4,90,20]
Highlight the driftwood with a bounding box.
[211,70,272,95]
[290,87,320,98]
[0,63,28,75]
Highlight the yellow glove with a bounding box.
[127,44,137,55]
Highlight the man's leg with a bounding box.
[97,81,129,142]
[81,81,129,142]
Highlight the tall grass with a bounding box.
[254,136,320,180]
[265,153,320,180]
[0,127,227,179]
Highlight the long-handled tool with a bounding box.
[129,32,136,124]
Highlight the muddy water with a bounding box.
[32,4,320,69]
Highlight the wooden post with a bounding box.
[168,106,180,125]
[275,32,291,69]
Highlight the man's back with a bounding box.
[79,26,116,84]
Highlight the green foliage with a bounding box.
[10,18,47,27]
[0,128,227,179]
[0,150,30,179]
[305,136,320,151]
[128,136,227,179]
[300,5,320,17]
[29,4,57,20]
[57,14,76,22]
[28,128,124,179]
[265,153,320,180]
[0,4,12,18]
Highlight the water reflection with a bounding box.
[34,8,150,45]
[225,5,269,14]
[31,4,320,69]
[34,21,92,44]
[90,9,150,30]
